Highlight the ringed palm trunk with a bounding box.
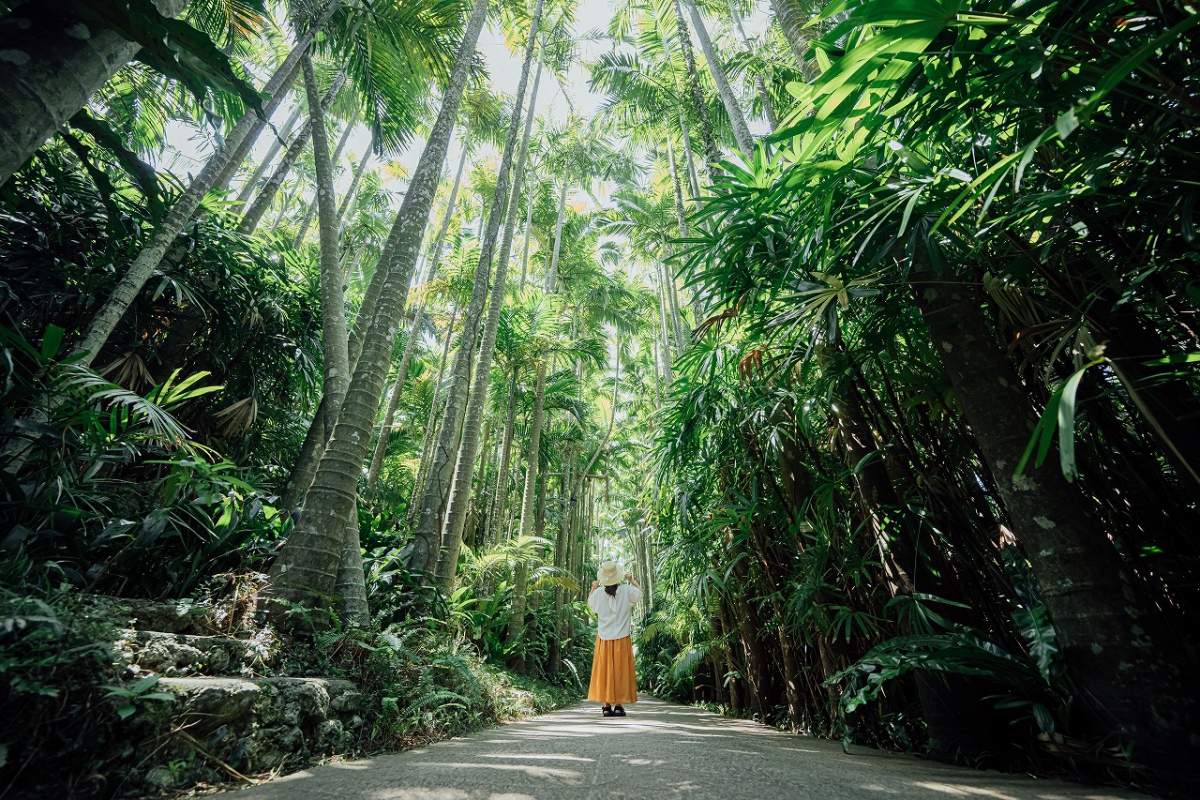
[437,19,544,587]
[507,358,548,660]
[68,23,329,365]
[366,140,468,490]
[669,0,722,173]
[240,70,348,236]
[769,0,818,81]
[235,104,304,209]
[294,106,360,248]
[410,304,460,522]
[413,0,544,581]
[518,159,536,289]
[546,180,568,291]
[305,51,350,432]
[726,0,779,129]
[684,0,753,158]
[488,374,519,544]
[267,0,490,614]
[0,0,189,186]
[366,320,422,490]
[518,360,549,541]
[303,52,367,624]
[909,254,1199,786]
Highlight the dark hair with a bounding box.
[604,583,619,596]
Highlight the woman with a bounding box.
[586,560,643,717]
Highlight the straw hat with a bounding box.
[596,561,624,586]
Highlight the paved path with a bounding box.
[231,698,1143,799]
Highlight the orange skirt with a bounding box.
[587,636,638,705]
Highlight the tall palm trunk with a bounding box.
[366,323,420,491]
[413,0,544,581]
[518,360,549,540]
[211,59,306,193]
[546,181,568,291]
[367,140,469,491]
[69,22,330,365]
[669,0,722,173]
[507,358,548,657]
[335,149,373,224]
[438,25,545,586]
[518,159,537,289]
[335,500,369,625]
[726,0,779,129]
[305,52,350,432]
[294,106,360,247]
[411,305,461,522]
[235,105,304,209]
[655,273,674,386]
[909,256,1199,785]
[268,0,491,613]
[0,0,189,186]
[240,71,348,235]
[488,374,519,544]
[684,0,753,158]
[304,50,367,625]
[768,0,818,81]
[666,136,688,239]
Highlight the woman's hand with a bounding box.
[591,580,599,591]
[624,573,633,582]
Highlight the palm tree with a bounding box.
[437,0,555,584]
[682,0,752,158]
[0,0,195,185]
[267,0,491,616]
[411,0,546,583]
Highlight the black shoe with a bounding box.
[602,705,615,717]
[614,705,626,716]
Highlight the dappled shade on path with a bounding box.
[230,698,1142,799]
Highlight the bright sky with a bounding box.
[158,0,774,217]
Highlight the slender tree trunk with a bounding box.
[679,114,702,198]
[240,70,348,236]
[438,18,545,587]
[489,375,519,545]
[336,149,372,224]
[909,256,1199,786]
[507,559,529,672]
[518,360,549,541]
[236,104,303,210]
[69,28,325,366]
[305,50,366,624]
[684,0,753,158]
[0,0,190,186]
[769,0,818,81]
[335,500,369,626]
[294,106,359,247]
[655,274,674,385]
[670,0,722,173]
[304,53,350,441]
[366,323,421,490]
[546,180,568,291]
[416,0,544,582]
[666,137,688,239]
[726,0,779,129]
[268,0,490,614]
[411,304,460,522]
[519,160,536,289]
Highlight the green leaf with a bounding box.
[40,325,65,360]
[1056,365,1091,483]
[117,704,137,720]
[66,0,265,117]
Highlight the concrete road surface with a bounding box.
[230,697,1144,799]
